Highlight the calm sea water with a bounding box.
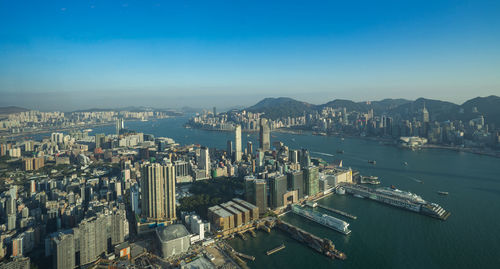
[81,116,500,268]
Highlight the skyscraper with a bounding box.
[245,176,256,203]
[259,119,270,151]
[422,103,430,137]
[287,170,304,198]
[116,118,124,135]
[269,174,287,209]
[254,179,267,214]
[244,177,267,214]
[303,166,319,197]
[299,149,311,168]
[422,102,430,123]
[289,150,299,164]
[199,147,210,178]
[234,125,242,162]
[227,140,233,157]
[141,163,176,221]
[95,133,105,149]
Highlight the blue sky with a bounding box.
[1,0,499,111]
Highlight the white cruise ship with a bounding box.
[375,187,426,204]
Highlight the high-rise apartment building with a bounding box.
[52,233,75,269]
[24,157,44,171]
[141,163,176,221]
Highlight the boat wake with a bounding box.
[405,175,423,183]
[311,151,335,157]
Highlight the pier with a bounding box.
[266,244,286,255]
[248,229,257,238]
[292,205,351,235]
[276,220,346,260]
[340,183,450,220]
[317,204,357,220]
[237,232,248,241]
[312,192,333,202]
[233,251,256,261]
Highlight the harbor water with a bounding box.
[59,116,500,268]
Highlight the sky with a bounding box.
[0,0,499,111]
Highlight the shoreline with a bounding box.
[185,125,500,159]
[1,122,114,140]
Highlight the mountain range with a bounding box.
[0,106,30,115]
[245,96,500,127]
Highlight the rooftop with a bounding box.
[156,224,190,242]
[208,205,233,218]
[232,198,257,210]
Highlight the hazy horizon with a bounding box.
[1,0,499,111]
[1,92,498,112]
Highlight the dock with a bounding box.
[340,183,450,220]
[237,232,247,241]
[233,251,256,261]
[258,225,271,233]
[248,229,257,238]
[277,220,346,260]
[317,204,357,220]
[266,244,285,255]
[312,192,333,202]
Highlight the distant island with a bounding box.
[186,95,500,157]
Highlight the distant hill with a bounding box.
[74,106,182,114]
[369,99,412,114]
[244,97,413,119]
[73,106,156,112]
[388,98,460,122]
[246,97,316,119]
[321,98,412,114]
[321,99,367,112]
[181,106,203,114]
[0,106,29,115]
[460,95,500,127]
[73,108,115,112]
[243,95,499,127]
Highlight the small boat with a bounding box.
[341,137,345,141]
[437,191,449,195]
[337,149,344,154]
[368,160,376,165]
[361,176,381,185]
[404,162,408,166]
[353,194,364,199]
